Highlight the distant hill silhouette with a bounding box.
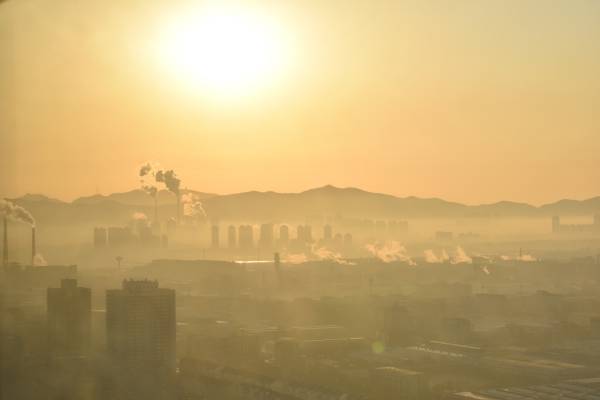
[7,185,600,226]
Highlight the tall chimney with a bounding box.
[31,225,36,266]
[154,195,159,226]
[176,193,181,225]
[274,252,282,289]
[2,217,7,267]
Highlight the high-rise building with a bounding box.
[238,225,254,250]
[93,227,107,248]
[106,280,176,371]
[47,279,91,357]
[228,225,237,248]
[279,225,289,246]
[259,223,274,248]
[552,216,561,233]
[211,225,220,248]
[296,225,313,243]
[107,226,134,247]
[323,224,333,241]
[343,233,353,247]
[304,225,313,242]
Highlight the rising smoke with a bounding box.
[365,241,415,265]
[451,246,472,264]
[500,254,537,262]
[311,245,355,265]
[0,199,35,226]
[423,249,450,263]
[284,253,308,264]
[33,253,48,267]
[181,193,207,219]
[139,163,159,197]
[155,169,181,195]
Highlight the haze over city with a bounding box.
[2,1,600,400]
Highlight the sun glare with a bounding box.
[157,6,290,99]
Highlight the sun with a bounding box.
[157,5,290,99]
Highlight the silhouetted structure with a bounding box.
[552,215,600,234]
[227,225,236,248]
[106,279,176,372]
[47,278,91,357]
[259,223,274,248]
[238,225,254,250]
[211,225,220,248]
[3,216,7,266]
[279,224,289,246]
[93,227,107,248]
[323,224,333,241]
[107,226,134,247]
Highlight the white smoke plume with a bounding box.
[284,253,308,264]
[482,265,491,275]
[423,249,451,263]
[0,199,35,226]
[132,212,148,221]
[311,245,355,265]
[451,246,472,264]
[181,193,207,218]
[33,253,48,267]
[365,241,415,265]
[500,254,537,262]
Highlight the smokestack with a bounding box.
[176,193,181,225]
[274,252,282,288]
[31,225,36,266]
[154,195,159,230]
[3,217,7,267]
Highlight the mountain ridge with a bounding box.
[6,185,599,226]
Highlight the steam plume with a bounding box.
[33,253,48,266]
[311,245,355,265]
[451,246,472,264]
[424,249,450,263]
[500,254,537,262]
[132,212,148,221]
[284,253,308,264]
[0,199,35,226]
[365,241,415,265]
[181,193,207,219]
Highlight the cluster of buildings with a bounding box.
[210,223,354,251]
[552,215,600,234]
[1,272,176,400]
[93,223,167,248]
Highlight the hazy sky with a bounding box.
[1,0,599,204]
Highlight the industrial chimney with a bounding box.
[2,217,7,267]
[176,193,181,225]
[31,225,36,266]
[274,252,282,289]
